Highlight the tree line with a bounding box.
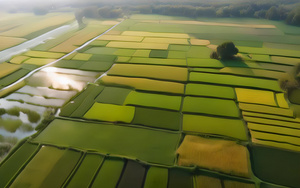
[75,2,300,27]
[133,3,300,26]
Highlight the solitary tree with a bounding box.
[215,42,239,60]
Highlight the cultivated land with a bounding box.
[0,13,300,188]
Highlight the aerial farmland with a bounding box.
[0,0,299,187]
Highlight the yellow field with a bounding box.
[50,26,108,53]
[72,53,92,61]
[24,51,65,59]
[83,103,135,123]
[100,75,185,94]
[97,35,144,42]
[24,58,56,66]
[0,63,21,78]
[122,31,190,38]
[235,88,277,106]
[0,36,27,51]
[10,56,30,64]
[0,13,74,38]
[276,93,289,108]
[132,50,151,57]
[106,41,169,50]
[142,37,189,45]
[190,39,210,46]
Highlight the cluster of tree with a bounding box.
[131,3,300,26]
[75,6,123,26]
[210,42,239,60]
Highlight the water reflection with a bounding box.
[42,67,86,91]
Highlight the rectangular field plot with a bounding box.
[100,75,185,94]
[168,44,190,51]
[220,67,287,79]
[89,54,117,62]
[124,91,182,111]
[177,135,250,178]
[107,64,188,82]
[0,69,30,87]
[52,60,85,69]
[149,50,168,58]
[122,31,189,38]
[132,107,181,131]
[24,58,56,66]
[187,58,224,68]
[244,116,300,130]
[91,158,124,188]
[271,56,300,66]
[117,160,146,188]
[72,53,92,61]
[276,93,289,108]
[83,103,135,123]
[95,86,131,105]
[106,41,169,50]
[183,96,240,118]
[66,154,104,187]
[189,72,282,92]
[190,68,221,73]
[59,84,104,117]
[249,123,300,148]
[239,103,294,117]
[242,111,300,123]
[10,146,81,188]
[185,84,236,99]
[183,114,247,140]
[49,25,111,53]
[10,56,30,64]
[79,61,114,72]
[167,51,186,59]
[250,145,300,188]
[0,36,27,51]
[132,50,151,57]
[24,51,65,59]
[97,35,143,42]
[0,63,21,79]
[114,49,136,56]
[1,13,74,38]
[69,86,105,118]
[89,40,109,47]
[235,88,277,106]
[190,39,210,46]
[84,47,117,55]
[129,57,186,66]
[142,37,189,45]
[0,142,38,188]
[31,119,181,165]
[186,46,212,59]
[238,46,300,58]
[143,166,168,188]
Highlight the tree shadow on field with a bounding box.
[220,56,249,68]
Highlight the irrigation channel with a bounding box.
[0,20,124,94]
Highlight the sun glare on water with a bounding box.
[42,67,84,91]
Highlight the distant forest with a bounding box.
[72,0,300,26]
